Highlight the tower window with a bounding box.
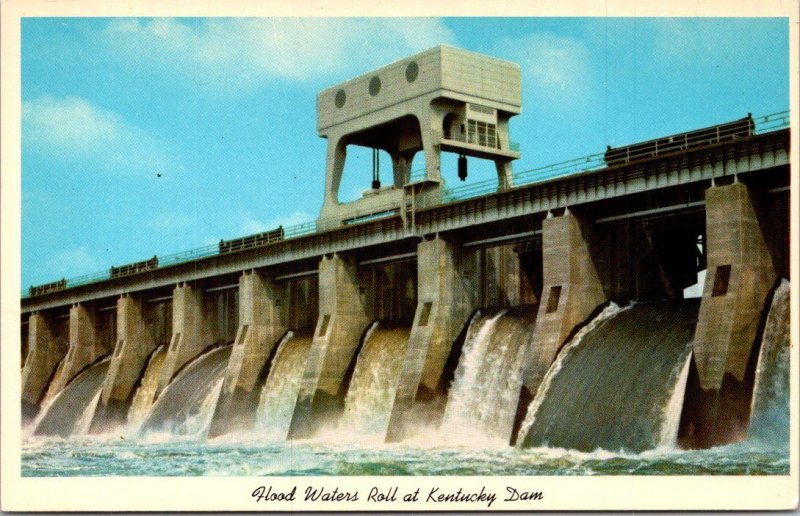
[369,76,381,96]
[467,120,497,148]
[335,89,346,108]
[405,61,419,82]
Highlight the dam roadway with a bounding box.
[21,127,789,313]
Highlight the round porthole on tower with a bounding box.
[335,89,346,108]
[405,61,419,82]
[369,76,381,96]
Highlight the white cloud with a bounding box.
[47,246,100,277]
[239,210,313,235]
[23,96,177,177]
[102,18,456,88]
[493,32,595,110]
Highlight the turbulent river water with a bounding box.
[20,435,789,476]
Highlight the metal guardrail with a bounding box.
[754,111,790,134]
[408,168,427,183]
[22,110,789,299]
[433,128,519,154]
[441,110,789,203]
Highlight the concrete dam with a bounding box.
[21,46,790,455]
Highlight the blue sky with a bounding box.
[21,17,789,288]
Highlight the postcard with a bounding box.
[1,0,797,511]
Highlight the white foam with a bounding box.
[657,351,692,449]
[338,323,408,438]
[256,332,311,440]
[439,309,532,445]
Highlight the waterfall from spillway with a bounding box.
[139,345,232,437]
[256,333,312,440]
[339,324,410,437]
[659,352,692,448]
[749,280,790,448]
[33,358,111,437]
[520,300,699,453]
[440,306,537,445]
[40,356,67,408]
[75,390,103,435]
[127,345,168,429]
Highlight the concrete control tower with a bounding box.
[317,45,522,229]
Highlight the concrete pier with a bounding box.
[46,303,110,399]
[94,295,157,428]
[522,212,606,397]
[477,244,522,308]
[21,312,67,418]
[287,253,370,438]
[156,283,215,396]
[694,183,776,390]
[386,235,476,442]
[209,271,287,436]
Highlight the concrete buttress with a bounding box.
[156,283,214,397]
[287,253,370,438]
[522,212,606,397]
[693,183,776,391]
[385,235,476,442]
[209,270,287,437]
[21,312,66,419]
[94,295,157,428]
[47,304,110,400]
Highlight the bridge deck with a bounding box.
[21,128,790,313]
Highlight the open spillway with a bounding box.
[440,306,537,445]
[748,280,790,447]
[520,300,699,453]
[256,333,313,440]
[39,356,67,409]
[140,345,232,437]
[127,346,168,429]
[339,324,410,437]
[33,358,111,437]
[20,293,791,476]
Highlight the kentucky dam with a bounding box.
[21,46,790,456]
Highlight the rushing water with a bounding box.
[20,289,790,476]
[32,358,110,437]
[39,356,67,408]
[519,301,699,452]
[441,307,536,445]
[21,436,788,476]
[749,280,790,447]
[127,346,167,428]
[339,324,410,438]
[256,333,312,440]
[139,346,232,437]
